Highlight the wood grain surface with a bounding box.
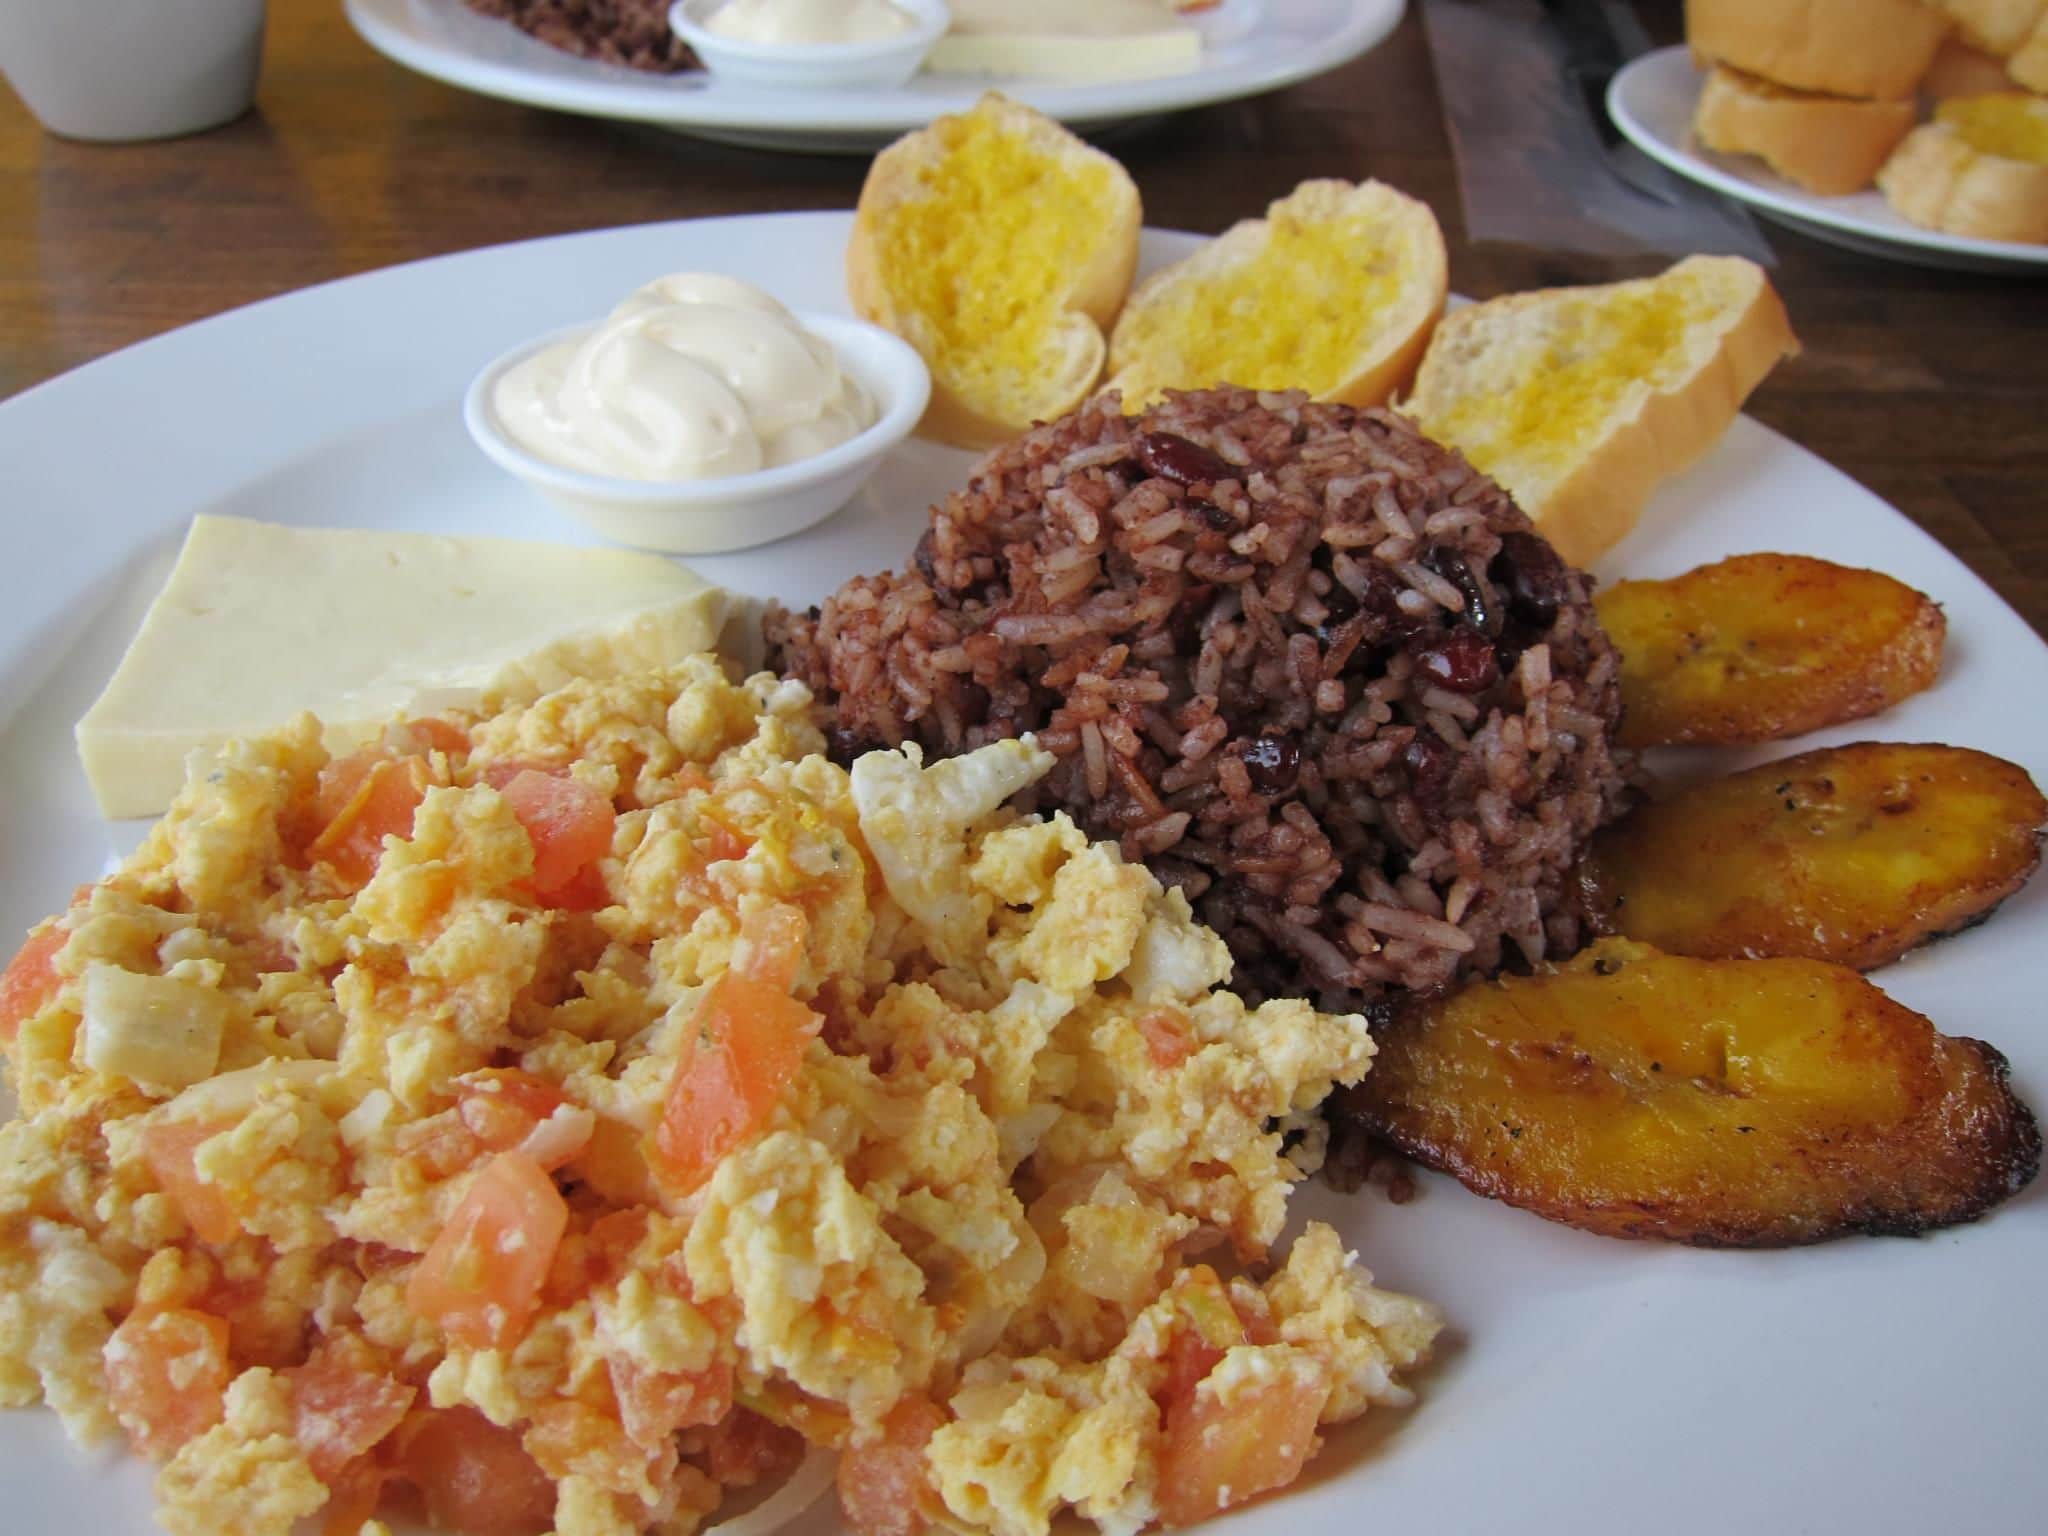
[1,0,2041,634]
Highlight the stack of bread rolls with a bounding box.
[1687,0,2048,242]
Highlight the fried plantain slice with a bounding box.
[1342,938,2040,1246]
[1581,742,2047,970]
[1597,553,1944,748]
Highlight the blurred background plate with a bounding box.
[344,0,1404,152]
[1610,46,2048,275]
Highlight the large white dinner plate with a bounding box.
[1610,46,2048,274]
[345,0,1402,152]
[3,211,2046,1534]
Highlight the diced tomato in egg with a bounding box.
[1137,1009,1195,1069]
[0,922,66,1043]
[609,1356,733,1449]
[397,1406,555,1536]
[454,1070,589,1170]
[320,1457,391,1536]
[734,903,808,992]
[494,768,615,910]
[282,1353,416,1481]
[1156,1360,1332,1527]
[405,1152,567,1349]
[311,753,431,887]
[103,1307,232,1458]
[702,1406,805,1488]
[837,1395,947,1536]
[139,1118,240,1245]
[653,975,817,1194]
[403,717,472,758]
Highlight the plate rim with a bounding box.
[1608,46,2048,271]
[343,0,1404,138]
[3,207,2048,1534]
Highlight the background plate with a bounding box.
[2,211,2045,1533]
[345,0,1403,152]
[1609,46,2048,274]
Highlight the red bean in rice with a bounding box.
[767,387,1633,1017]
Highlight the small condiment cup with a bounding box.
[0,0,266,142]
[669,0,950,90]
[463,312,930,557]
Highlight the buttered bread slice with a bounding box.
[76,517,736,819]
[1405,257,1798,568]
[1880,92,2048,240]
[847,93,1141,450]
[1104,179,1447,412]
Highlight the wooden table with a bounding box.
[3,0,2042,635]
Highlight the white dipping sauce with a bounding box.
[703,0,915,45]
[493,274,875,482]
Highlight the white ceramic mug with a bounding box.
[0,0,266,142]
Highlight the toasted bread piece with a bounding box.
[1404,257,1798,568]
[1879,93,2048,240]
[1687,0,1951,99]
[847,93,1141,450]
[1694,65,1918,193]
[1101,179,1447,413]
[1923,35,2025,97]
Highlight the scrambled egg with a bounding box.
[0,657,1439,1536]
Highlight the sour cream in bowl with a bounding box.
[670,0,949,90]
[466,273,929,556]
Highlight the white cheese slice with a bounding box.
[76,515,738,819]
[925,0,1203,83]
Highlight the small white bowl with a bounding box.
[670,0,950,90]
[464,312,930,557]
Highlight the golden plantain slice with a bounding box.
[1342,938,2040,1246]
[1597,553,1944,748]
[1581,742,2047,971]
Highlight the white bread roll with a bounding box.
[1879,93,2048,240]
[1695,66,1918,193]
[1687,0,1951,99]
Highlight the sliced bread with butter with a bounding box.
[1687,0,1951,99]
[1404,257,1798,568]
[1879,92,2048,240]
[1103,179,1446,413]
[847,93,1141,450]
[1694,66,1918,193]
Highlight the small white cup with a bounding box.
[0,0,266,143]
[465,313,932,557]
[671,0,950,90]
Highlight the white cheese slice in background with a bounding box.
[75,515,738,819]
[925,0,1203,83]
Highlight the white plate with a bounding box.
[344,0,1403,152]
[1609,46,2048,274]
[3,212,2046,1533]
